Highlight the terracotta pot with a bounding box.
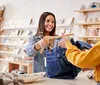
[89,29,97,36]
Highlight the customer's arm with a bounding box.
[65,40,100,68]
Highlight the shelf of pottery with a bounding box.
[0,29,34,74]
[0,18,35,74]
[74,3,100,45]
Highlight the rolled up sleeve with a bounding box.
[25,36,38,57]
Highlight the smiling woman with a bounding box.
[25,12,56,72]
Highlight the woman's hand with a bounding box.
[34,37,50,51]
[38,38,50,48]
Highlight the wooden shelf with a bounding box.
[79,36,100,40]
[1,26,37,30]
[8,61,32,66]
[0,36,29,39]
[75,22,100,26]
[87,27,100,29]
[74,8,100,13]
[0,43,25,47]
[0,58,8,61]
[0,25,72,30]
[0,51,18,55]
[57,24,73,27]
[0,48,20,55]
[0,58,32,66]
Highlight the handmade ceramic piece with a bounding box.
[88,2,100,9]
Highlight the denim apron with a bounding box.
[46,43,81,79]
[45,38,92,79]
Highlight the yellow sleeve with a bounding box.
[65,41,100,68]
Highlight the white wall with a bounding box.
[0,0,100,38]
[1,0,99,19]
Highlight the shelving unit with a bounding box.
[0,26,36,74]
[0,58,32,74]
[75,22,100,26]
[74,8,100,42]
[74,8,100,13]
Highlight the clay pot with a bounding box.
[89,29,98,36]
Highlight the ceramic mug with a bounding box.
[81,29,87,36]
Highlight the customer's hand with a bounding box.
[58,34,70,48]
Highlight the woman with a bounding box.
[25,12,80,79]
[25,12,56,72]
[58,35,100,84]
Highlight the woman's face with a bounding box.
[44,15,55,33]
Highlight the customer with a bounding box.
[58,35,100,84]
[25,12,80,79]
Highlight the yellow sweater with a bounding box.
[65,41,100,82]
